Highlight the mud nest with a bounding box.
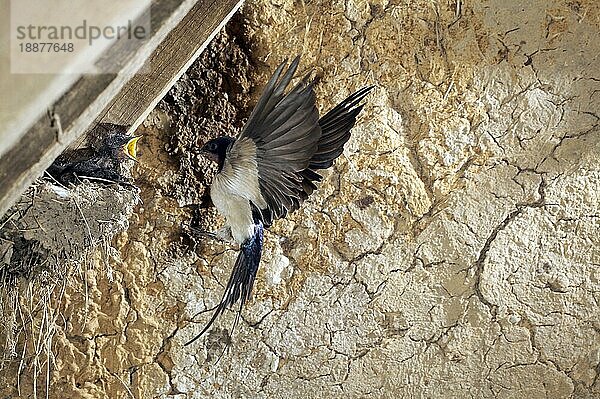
[0,180,139,375]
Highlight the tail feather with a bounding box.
[185,222,264,346]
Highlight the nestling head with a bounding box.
[200,136,235,169]
[101,132,142,161]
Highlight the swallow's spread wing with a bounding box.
[224,58,373,226]
[297,85,374,202]
[230,57,322,224]
[312,85,373,169]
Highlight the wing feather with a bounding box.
[227,57,372,226]
[232,57,321,223]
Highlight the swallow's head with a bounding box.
[200,136,235,170]
[100,132,142,161]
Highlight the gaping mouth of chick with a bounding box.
[124,136,141,160]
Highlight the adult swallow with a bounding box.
[47,123,141,186]
[186,56,372,346]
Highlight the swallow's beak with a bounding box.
[124,136,142,161]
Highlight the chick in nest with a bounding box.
[46,123,141,186]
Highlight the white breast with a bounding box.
[221,137,267,209]
[211,174,255,244]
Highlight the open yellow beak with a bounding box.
[124,136,141,161]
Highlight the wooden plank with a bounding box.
[0,0,244,218]
[95,0,244,129]
[0,0,151,158]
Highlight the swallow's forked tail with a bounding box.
[185,222,264,346]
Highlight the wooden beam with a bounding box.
[0,0,244,218]
[0,0,152,159]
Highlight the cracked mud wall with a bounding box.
[1,0,599,398]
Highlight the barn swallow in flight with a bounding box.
[185,56,372,346]
[46,123,141,186]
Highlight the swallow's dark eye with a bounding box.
[207,143,217,151]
